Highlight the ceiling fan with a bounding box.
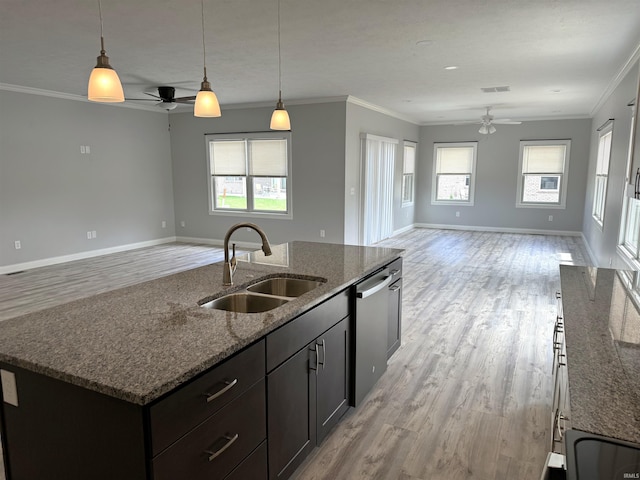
[127,86,196,111]
[455,107,522,134]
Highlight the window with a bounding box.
[592,121,614,226]
[206,132,292,217]
[402,141,416,205]
[516,140,571,208]
[432,142,477,205]
[618,102,639,265]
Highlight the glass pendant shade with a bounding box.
[270,97,290,130]
[88,42,124,103]
[194,80,221,117]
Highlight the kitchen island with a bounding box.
[0,241,403,480]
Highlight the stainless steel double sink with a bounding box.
[200,276,326,313]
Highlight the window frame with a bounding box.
[205,131,293,219]
[431,141,478,206]
[516,139,571,209]
[402,140,417,206]
[592,121,614,228]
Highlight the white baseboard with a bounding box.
[175,236,262,250]
[392,224,415,237]
[414,223,582,237]
[580,233,600,267]
[0,237,177,275]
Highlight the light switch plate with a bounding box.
[1,369,19,406]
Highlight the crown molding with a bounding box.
[346,96,419,124]
[590,42,640,116]
[0,83,167,113]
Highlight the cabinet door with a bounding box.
[267,343,317,480]
[316,316,350,445]
[387,277,402,359]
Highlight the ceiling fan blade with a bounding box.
[144,91,162,100]
[492,120,522,125]
[451,120,482,125]
[174,96,196,103]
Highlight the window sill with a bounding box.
[209,210,293,220]
[515,203,566,209]
[402,201,414,208]
[431,200,474,206]
[617,244,640,271]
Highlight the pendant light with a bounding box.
[194,0,221,117]
[270,0,291,130]
[87,0,124,103]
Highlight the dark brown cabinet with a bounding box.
[0,340,266,480]
[266,290,351,480]
[387,259,403,359]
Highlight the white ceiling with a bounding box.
[1,0,639,124]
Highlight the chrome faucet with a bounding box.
[223,223,273,285]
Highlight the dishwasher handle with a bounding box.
[356,274,393,299]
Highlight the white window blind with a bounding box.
[403,144,415,174]
[596,131,612,175]
[522,145,566,174]
[210,141,246,175]
[436,147,474,174]
[249,139,288,176]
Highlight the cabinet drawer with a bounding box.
[225,441,267,480]
[152,378,266,480]
[150,340,265,456]
[266,289,349,372]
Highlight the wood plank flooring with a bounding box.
[0,229,590,480]
[292,229,588,480]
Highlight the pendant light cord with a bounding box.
[277,0,282,97]
[201,0,208,81]
[98,0,106,53]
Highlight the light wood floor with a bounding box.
[0,229,589,480]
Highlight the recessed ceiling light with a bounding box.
[551,89,562,93]
[415,39,434,47]
[444,66,458,70]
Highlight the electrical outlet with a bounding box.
[91,230,97,239]
[180,221,186,228]
[548,215,553,222]
[456,211,460,217]
[87,231,92,239]
[14,240,21,250]
[161,220,166,228]
[86,145,90,154]
[80,145,85,154]
[320,229,326,238]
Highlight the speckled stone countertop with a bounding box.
[0,241,403,406]
[559,265,640,444]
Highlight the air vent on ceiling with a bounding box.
[481,86,511,93]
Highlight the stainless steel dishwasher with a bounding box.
[352,266,393,407]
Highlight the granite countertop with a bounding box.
[559,265,640,444]
[0,241,403,406]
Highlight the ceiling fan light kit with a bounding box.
[87,0,124,103]
[270,0,291,130]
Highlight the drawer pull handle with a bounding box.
[389,285,401,292]
[390,269,401,276]
[318,339,326,370]
[205,433,239,461]
[204,379,238,403]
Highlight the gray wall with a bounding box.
[416,119,591,233]
[344,102,420,244]
[0,90,175,269]
[582,61,639,268]
[169,102,347,245]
